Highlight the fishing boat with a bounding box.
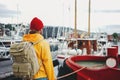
[58,46,120,80]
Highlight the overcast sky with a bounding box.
[0,0,120,34]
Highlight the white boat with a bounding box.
[0,24,27,59]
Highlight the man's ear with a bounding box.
[39,29,43,34]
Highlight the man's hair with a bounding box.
[29,30,39,34]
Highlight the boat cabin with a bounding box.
[68,38,97,55]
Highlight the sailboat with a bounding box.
[56,0,98,65]
[56,0,120,80]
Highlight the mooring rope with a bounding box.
[55,64,104,80]
[55,67,86,80]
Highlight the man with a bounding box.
[22,17,55,80]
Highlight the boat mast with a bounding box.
[88,0,91,36]
[74,0,77,38]
[74,0,78,49]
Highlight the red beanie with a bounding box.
[30,17,44,31]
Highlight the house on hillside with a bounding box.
[108,35,113,41]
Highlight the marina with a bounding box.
[1,0,120,80]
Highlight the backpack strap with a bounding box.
[32,40,43,70]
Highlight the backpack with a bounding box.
[10,40,41,79]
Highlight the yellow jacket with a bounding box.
[23,33,55,80]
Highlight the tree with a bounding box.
[112,33,118,44]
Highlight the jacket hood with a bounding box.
[23,33,44,42]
